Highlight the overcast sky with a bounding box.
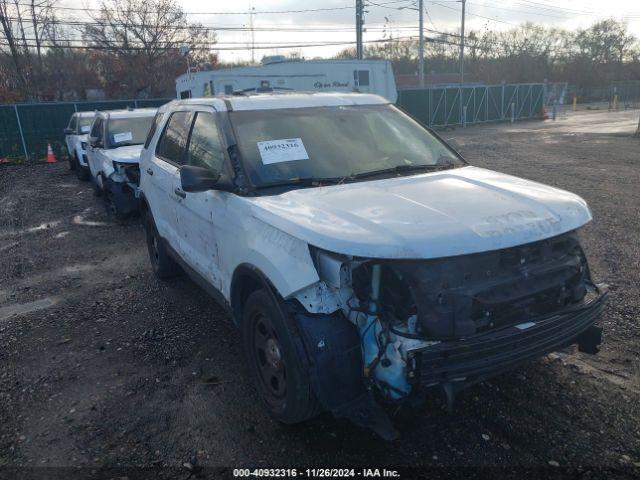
[62,0,640,63]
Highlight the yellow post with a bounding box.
[614,94,619,110]
[572,95,577,112]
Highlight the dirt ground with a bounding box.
[0,108,639,477]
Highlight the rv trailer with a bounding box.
[175,57,398,102]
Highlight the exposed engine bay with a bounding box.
[301,231,606,408]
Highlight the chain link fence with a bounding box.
[396,82,561,128]
[2,83,573,162]
[0,98,171,162]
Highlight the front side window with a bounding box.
[106,116,155,148]
[229,104,462,187]
[90,117,104,145]
[186,112,225,172]
[67,115,77,132]
[155,111,194,164]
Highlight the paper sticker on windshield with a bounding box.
[258,138,309,165]
[113,131,133,143]
[81,125,91,133]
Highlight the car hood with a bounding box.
[245,166,592,259]
[102,144,143,164]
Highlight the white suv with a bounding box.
[139,93,606,439]
[64,111,96,180]
[86,108,157,218]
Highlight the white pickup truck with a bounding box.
[64,111,96,180]
[138,92,606,439]
[86,108,157,218]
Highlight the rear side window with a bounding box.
[155,111,194,165]
[186,112,225,172]
[144,113,164,149]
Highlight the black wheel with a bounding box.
[92,172,103,197]
[75,161,90,181]
[103,183,127,222]
[242,289,321,424]
[144,210,181,279]
[68,154,76,171]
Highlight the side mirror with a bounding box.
[64,128,74,135]
[88,136,99,148]
[180,165,221,193]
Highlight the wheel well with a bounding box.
[138,195,149,216]
[230,266,273,326]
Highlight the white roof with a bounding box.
[164,92,389,112]
[75,111,97,118]
[98,107,157,119]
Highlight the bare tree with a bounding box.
[83,0,216,97]
[0,0,59,98]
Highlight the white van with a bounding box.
[175,57,397,103]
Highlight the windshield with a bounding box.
[229,104,462,187]
[106,116,154,148]
[78,116,94,133]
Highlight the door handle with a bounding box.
[174,188,186,199]
[146,168,153,175]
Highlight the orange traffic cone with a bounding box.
[46,143,57,163]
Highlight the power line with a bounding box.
[7,0,412,16]
[0,34,425,52]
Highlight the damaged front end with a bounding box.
[103,161,141,216]
[292,231,606,437]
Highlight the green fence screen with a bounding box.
[1,85,548,161]
[397,83,546,128]
[0,98,171,161]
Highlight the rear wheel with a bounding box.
[242,289,321,424]
[144,210,181,279]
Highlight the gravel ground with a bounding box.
[0,108,639,477]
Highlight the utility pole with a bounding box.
[356,0,364,60]
[249,6,256,64]
[459,0,466,84]
[418,0,424,87]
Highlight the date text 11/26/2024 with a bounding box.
[233,468,401,478]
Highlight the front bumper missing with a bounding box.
[409,284,608,389]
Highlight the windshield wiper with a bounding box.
[254,176,347,190]
[347,161,454,181]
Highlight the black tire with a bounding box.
[242,289,321,424]
[92,174,102,197]
[102,183,127,222]
[68,154,76,171]
[75,161,90,181]
[144,210,181,279]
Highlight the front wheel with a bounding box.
[144,210,181,279]
[242,289,321,424]
[92,172,103,197]
[75,161,90,181]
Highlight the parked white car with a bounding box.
[139,93,606,439]
[86,108,157,218]
[64,111,96,180]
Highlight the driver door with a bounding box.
[173,108,229,292]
